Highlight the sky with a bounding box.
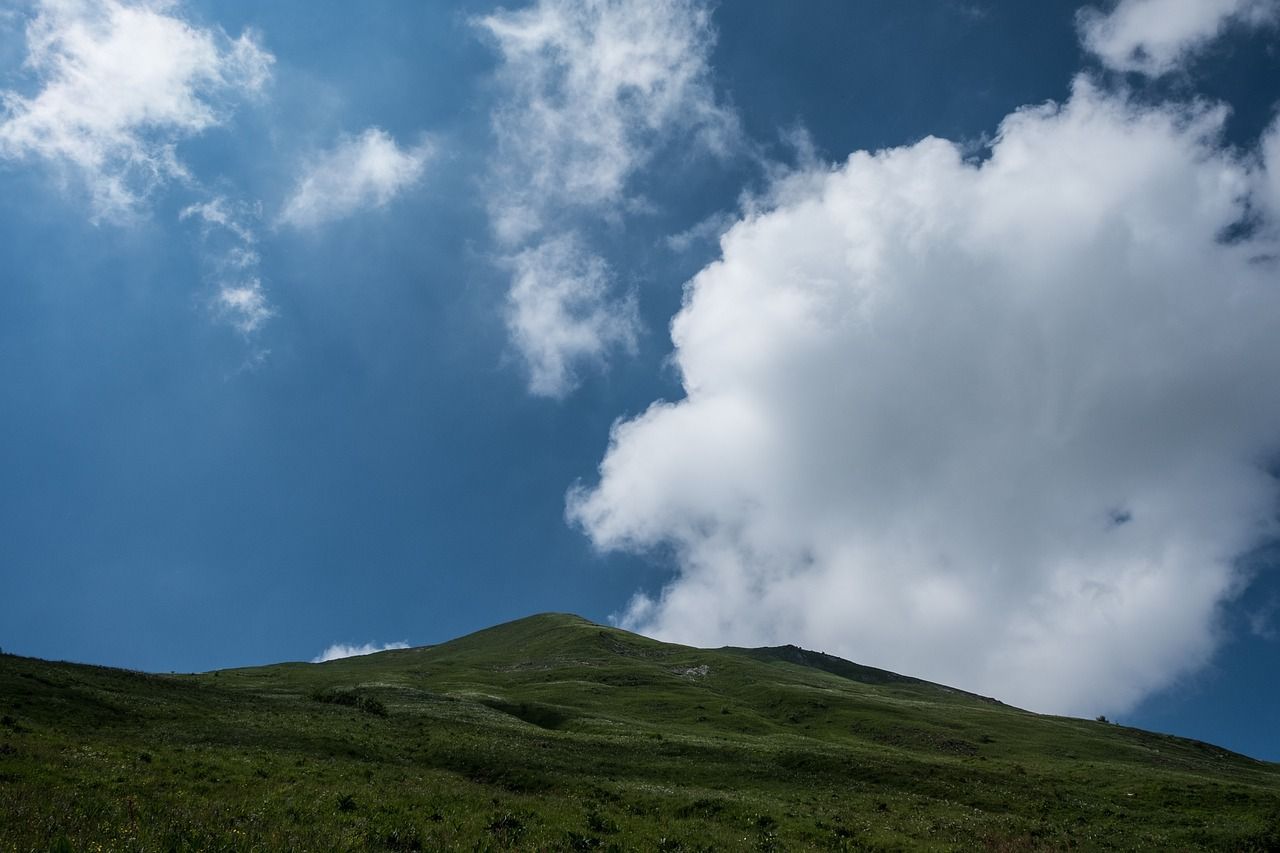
[1,0,1278,761]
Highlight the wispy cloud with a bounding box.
[1079,0,1280,75]
[0,0,282,345]
[477,0,736,396]
[312,641,410,663]
[0,0,272,221]
[505,234,638,398]
[279,127,432,229]
[181,196,272,335]
[664,209,738,254]
[1247,595,1279,641]
[477,0,734,242]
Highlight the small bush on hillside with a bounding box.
[312,688,388,717]
[487,812,526,844]
[586,808,619,834]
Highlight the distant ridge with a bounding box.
[728,644,1009,707]
[728,643,925,686]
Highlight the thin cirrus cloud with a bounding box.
[311,641,410,664]
[0,0,272,221]
[569,70,1280,718]
[476,0,736,398]
[1079,0,1279,75]
[278,128,432,229]
[180,196,273,335]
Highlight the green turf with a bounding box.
[1,613,1278,850]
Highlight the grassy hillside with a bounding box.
[1,613,1278,851]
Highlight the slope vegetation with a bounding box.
[1,613,1277,850]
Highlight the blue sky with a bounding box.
[1,0,1279,761]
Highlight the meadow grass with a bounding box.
[1,614,1278,850]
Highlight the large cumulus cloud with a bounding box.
[569,78,1280,716]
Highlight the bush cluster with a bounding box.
[311,688,388,717]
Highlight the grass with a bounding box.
[1,613,1278,850]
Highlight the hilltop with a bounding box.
[1,613,1278,850]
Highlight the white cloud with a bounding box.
[181,195,272,334]
[569,78,1280,717]
[477,0,735,242]
[477,0,735,395]
[181,195,255,244]
[1079,0,1279,75]
[0,0,272,220]
[311,640,410,664]
[506,234,639,398]
[279,127,432,229]
[213,277,271,334]
[664,209,738,254]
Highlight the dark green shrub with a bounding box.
[586,808,619,834]
[486,812,525,844]
[312,688,388,717]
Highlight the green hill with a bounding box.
[1,613,1277,850]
